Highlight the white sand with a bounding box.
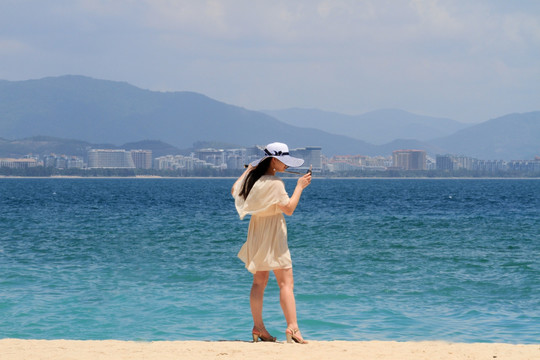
[1,339,539,360]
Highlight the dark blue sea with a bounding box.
[1,178,539,343]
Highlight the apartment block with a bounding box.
[291,146,323,172]
[0,158,39,169]
[43,154,84,169]
[88,149,135,168]
[392,150,427,170]
[130,150,153,169]
[436,155,455,171]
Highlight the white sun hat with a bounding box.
[250,142,305,168]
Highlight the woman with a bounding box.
[231,142,311,344]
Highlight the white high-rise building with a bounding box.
[88,149,135,168]
[291,146,323,172]
[0,158,38,168]
[130,150,152,169]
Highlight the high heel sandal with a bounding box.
[286,328,308,344]
[252,326,277,342]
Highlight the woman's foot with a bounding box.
[252,326,277,342]
[285,328,308,344]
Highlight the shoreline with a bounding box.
[1,175,540,180]
[1,339,538,360]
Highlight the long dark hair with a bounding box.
[239,157,273,200]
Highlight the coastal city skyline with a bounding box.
[2,143,539,176]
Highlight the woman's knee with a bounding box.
[252,271,269,288]
[275,269,294,291]
[278,280,294,292]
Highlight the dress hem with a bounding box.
[239,258,293,274]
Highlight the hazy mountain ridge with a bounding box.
[263,107,540,160]
[433,111,540,160]
[0,75,380,156]
[0,75,538,160]
[262,108,470,145]
[0,136,111,158]
[0,136,185,159]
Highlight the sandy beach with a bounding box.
[1,339,538,360]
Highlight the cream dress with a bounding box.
[233,175,292,274]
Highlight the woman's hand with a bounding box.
[280,172,311,216]
[297,172,311,189]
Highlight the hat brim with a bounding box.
[250,155,304,168]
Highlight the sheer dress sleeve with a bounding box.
[234,176,289,220]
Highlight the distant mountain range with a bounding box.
[433,112,540,160]
[0,75,539,160]
[261,108,469,145]
[264,107,540,160]
[0,137,186,159]
[0,75,377,156]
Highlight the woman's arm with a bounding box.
[231,165,253,196]
[278,173,311,216]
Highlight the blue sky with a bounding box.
[1,0,539,123]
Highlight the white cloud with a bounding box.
[410,0,463,36]
[0,38,31,55]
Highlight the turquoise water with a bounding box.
[0,178,539,343]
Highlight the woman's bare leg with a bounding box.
[251,271,270,334]
[274,268,307,342]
